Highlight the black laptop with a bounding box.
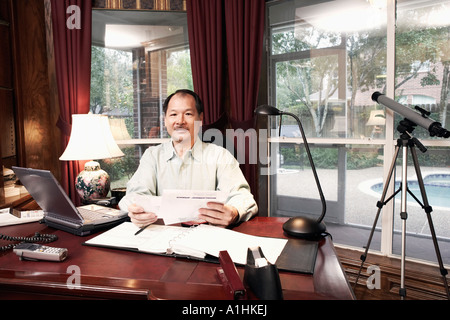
[13,167,128,236]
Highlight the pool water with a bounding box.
[370,173,450,209]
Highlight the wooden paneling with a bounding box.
[336,246,450,300]
[0,90,16,165]
[44,0,60,182]
[9,0,61,177]
[92,0,186,11]
[0,0,9,21]
[0,25,12,88]
[0,0,13,193]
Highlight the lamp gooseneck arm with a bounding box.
[283,111,327,223]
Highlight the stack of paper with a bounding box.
[0,208,44,227]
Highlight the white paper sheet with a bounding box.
[159,190,228,225]
[131,190,229,225]
[131,194,162,214]
[170,224,288,265]
[0,208,44,227]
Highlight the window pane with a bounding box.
[277,144,338,202]
[91,10,192,188]
[268,0,387,251]
[269,2,387,140]
[394,0,450,264]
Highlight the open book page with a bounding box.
[85,222,188,254]
[170,224,288,265]
[85,222,287,265]
[84,222,146,249]
[138,225,204,258]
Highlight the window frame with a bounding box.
[91,9,192,183]
[265,0,450,265]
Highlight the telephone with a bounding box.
[0,231,66,262]
[13,243,68,262]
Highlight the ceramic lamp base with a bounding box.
[75,160,110,203]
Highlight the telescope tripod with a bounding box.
[354,119,450,300]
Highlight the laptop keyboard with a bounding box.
[78,207,111,221]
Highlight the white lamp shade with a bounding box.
[60,114,125,161]
[109,118,132,141]
[366,110,385,126]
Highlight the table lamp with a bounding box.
[366,110,385,138]
[59,114,125,203]
[255,105,327,239]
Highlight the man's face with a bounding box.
[164,93,203,147]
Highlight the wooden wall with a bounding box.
[336,246,449,300]
[92,0,186,10]
[0,0,61,181]
[0,1,12,192]
[13,0,61,174]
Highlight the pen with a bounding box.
[134,223,152,236]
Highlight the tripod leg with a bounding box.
[353,145,400,289]
[410,146,450,299]
[399,143,409,299]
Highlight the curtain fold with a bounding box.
[224,0,265,197]
[225,0,265,122]
[185,0,265,198]
[51,0,92,204]
[186,0,225,126]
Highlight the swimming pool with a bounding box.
[369,173,450,209]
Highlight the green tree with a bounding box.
[395,21,450,127]
[272,29,341,137]
[90,46,133,116]
[167,49,193,93]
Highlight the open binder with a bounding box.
[84,221,318,274]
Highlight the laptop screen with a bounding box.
[12,167,83,223]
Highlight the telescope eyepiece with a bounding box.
[371,91,383,102]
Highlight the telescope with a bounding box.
[372,91,450,138]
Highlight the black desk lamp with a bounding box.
[255,105,327,239]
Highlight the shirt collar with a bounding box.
[190,138,204,162]
[163,140,177,161]
[163,138,203,162]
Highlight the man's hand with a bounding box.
[198,202,239,227]
[128,203,158,227]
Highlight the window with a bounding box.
[90,10,192,188]
[393,0,450,263]
[267,0,450,265]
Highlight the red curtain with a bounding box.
[224,0,265,197]
[225,0,265,122]
[51,0,92,204]
[187,0,265,196]
[186,0,225,126]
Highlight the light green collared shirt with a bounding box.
[119,139,258,223]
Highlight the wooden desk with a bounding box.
[0,217,354,300]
